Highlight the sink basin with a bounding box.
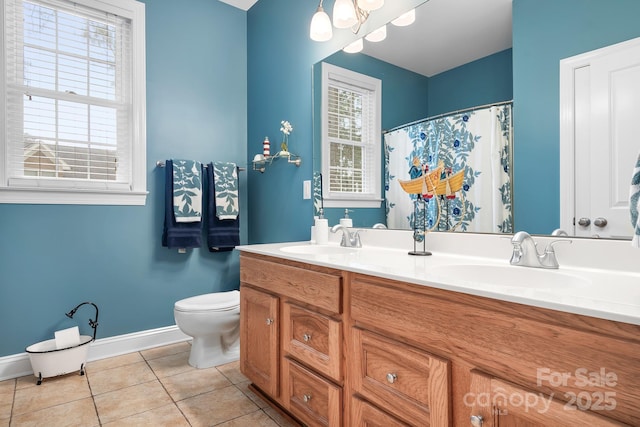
[279,245,358,255]
[429,264,590,289]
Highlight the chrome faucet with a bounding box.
[510,231,571,269]
[330,224,362,248]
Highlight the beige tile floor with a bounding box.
[0,342,299,427]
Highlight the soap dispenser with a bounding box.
[339,209,353,228]
[315,209,329,245]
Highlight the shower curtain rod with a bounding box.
[156,160,246,171]
[383,99,513,134]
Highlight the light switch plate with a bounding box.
[303,180,311,199]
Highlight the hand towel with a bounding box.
[207,162,240,252]
[163,160,202,249]
[173,159,202,223]
[630,152,640,247]
[213,162,239,220]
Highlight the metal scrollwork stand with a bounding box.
[409,195,441,256]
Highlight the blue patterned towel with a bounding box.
[207,163,239,252]
[630,153,640,247]
[162,160,202,250]
[213,162,239,220]
[172,160,202,223]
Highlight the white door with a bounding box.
[560,37,640,238]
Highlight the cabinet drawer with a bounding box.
[283,302,342,382]
[351,396,410,427]
[351,328,451,426]
[240,255,342,313]
[284,358,342,427]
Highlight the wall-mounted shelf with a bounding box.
[252,151,302,173]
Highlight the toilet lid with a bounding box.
[174,290,240,312]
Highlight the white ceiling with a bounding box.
[218,0,513,77]
[218,0,258,11]
[362,0,513,77]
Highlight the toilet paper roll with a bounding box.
[55,326,81,349]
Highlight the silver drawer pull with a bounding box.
[266,318,274,325]
[303,394,312,403]
[470,415,484,427]
[386,373,397,384]
[303,333,312,342]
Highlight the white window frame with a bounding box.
[321,62,382,208]
[0,0,147,205]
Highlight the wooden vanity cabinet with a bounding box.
[350,273,640,427]
[239,253,344,426]
[240,254,640,426]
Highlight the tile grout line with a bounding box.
[141,350,193,426]
[83,367,103,427]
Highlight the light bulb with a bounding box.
[357,0,384,12]
[391,9,415,27]
[365,25,386,42]
[310,5,333,41]
[333,0,357,29]
[343,38,363,53]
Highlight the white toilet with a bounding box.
[174,290,240,369]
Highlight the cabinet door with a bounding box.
[240,285,279,397]
[467,373,626,427]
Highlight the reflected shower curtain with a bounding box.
[384,104,513,233]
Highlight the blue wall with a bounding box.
[512,0,640,233]
[0,0,247,357]
[246,0,425,244]
[428,49,513,117]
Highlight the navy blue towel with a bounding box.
[207,162,240,252]
[162,159,202,249]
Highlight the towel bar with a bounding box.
[156,160,245,171]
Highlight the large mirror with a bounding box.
[313,0,513,233]
[314,0,640,237]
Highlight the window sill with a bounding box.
[322,198,383,208]
[0,187,148,205]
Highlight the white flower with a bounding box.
[280,120,293,136]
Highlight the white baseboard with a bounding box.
[0,325,190,382]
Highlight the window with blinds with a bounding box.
[0,0,146,205]
[321,62,382,208]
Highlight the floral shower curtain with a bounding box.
[384,103,513,233]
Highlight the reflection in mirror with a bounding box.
[385,102,513,233]
[312,0,513,232]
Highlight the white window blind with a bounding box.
[321,62,381,208]
[0,0,147,204]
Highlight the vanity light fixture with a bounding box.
[364,24,386,42]
[391,8,415,26]
[343,38,364,53]
[310,0,333,42]
[310,0,385,41]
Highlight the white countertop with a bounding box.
[237,231,640,326]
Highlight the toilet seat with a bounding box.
[174,290,239,313]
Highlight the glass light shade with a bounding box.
[357,0,384,12]
[333,0,357,29]
[310,6,333,41]
[365,25,386,42]
[343,38,363,53]
[391,9,415,26]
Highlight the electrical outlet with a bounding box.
[303,180,311,199]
